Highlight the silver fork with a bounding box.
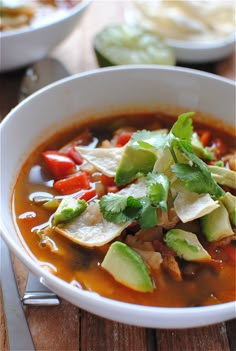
[0,237,36,350]
[19,57,70,306]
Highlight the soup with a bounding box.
[12,111,236,307]
[0,0,79,31]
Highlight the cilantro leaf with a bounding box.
[172,140,225,199]
[170,112,195,141]
[99,193,158,229]
[99,194,142,224]
[124,196,143,220]
[146,172,170,211]
[99,193,127,214]
[138,198,158,229]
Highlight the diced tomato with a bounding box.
[100,174,116,186]
[53,172,90,195]
[116,132,133,147]
[100,174,119,193]
[106,185,119,193]
[224,244,236,263]
[197,130,211,147]
[79,189,97,201]
[42,151,76,179]
[66,146,83,165]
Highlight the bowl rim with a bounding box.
[0,0,91,39]
[1,65,236,328]
[167,32,236,50]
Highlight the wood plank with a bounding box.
[25,301,80,351]
[80,310,148,351]
[0,288,9,351]
[156,324,231,351]
[226,319,236,351]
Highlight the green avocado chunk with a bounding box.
[201,202,234,242]
[115,145,157,187]
[165,229,211,261]
[53,196,87,225]
[220,192,236,226]
[101,241,154,292]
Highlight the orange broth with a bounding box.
[12,111,236,307]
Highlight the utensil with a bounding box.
[18,57,70,102]
[19,57,70,306]
[0,237,35,351]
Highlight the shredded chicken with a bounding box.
[100,140,113,148]
[136,227,163,242]
[211,233,236,247]
[223,151,236,171]
[125,234,154,251]
[133,248,163,273]
[157,207,179,229]
[162,256,182,282]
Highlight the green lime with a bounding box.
[93,24,176,67]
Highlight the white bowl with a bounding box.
[167,34,236,64]
[0,0,90,73]
[125,3,236,63]
[0,66,235,328]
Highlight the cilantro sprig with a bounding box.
[100,112,225,229]
[171,140,225,199]
[99,171,170,229]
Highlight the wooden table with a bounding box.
[1,2,235,350]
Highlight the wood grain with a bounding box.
[156,324,231,351]
[80,311,148,351]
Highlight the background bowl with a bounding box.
[0,0,90,73]
[167,34,236,64]
[0,66,235,328]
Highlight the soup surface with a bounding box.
[12,111,236,307]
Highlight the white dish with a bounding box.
[0,0,90,73]
[125,2,236,63]
[0,66,235,328]
[167,34,236,64]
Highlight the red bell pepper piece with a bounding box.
[43,151,76,179]
[66,146,83,165]
[100,174,116,186]
[79,189,97,201]
[54,172,90,195]
[116,132,133,147]
[106,185,119,193]
[197,130,211,147]
[100,174,119,193]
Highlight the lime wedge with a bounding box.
[93,24,175,67]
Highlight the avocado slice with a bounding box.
[164,229,211,261]
[115,145,157,187]
[101,241,154,292]
[191,132,213,160]
[209,165,236,189]
[201,202,234,242]
[53,196,87,225]
[220,192,236,226]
